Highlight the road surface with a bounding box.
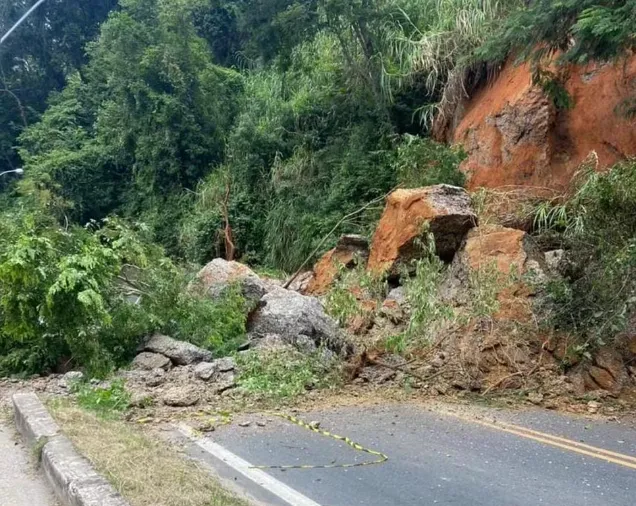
[179,403,636,506]
[0,421,57,506]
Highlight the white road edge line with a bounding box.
[176,424,322,506]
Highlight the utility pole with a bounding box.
[0,0,49,45]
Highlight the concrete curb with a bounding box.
[12,393,129,506]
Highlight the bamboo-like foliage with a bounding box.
[381,0,522,124]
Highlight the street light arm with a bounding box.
[0,168,24,177]
[1,0,49,46]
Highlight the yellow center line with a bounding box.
[451,415,636,471]
[493,420,636,464]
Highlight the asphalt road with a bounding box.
[181,403,636,506]
[0,422,57,506]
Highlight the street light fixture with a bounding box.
[0,168,24,176]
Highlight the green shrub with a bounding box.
[401,246,452,345]
[72,380,131,418]
[535,159,636,347]
[0,207,247,377]
[236,348,340,399]
[394,135,466,189]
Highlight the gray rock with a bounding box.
[525,259,548,285]
[129,391,154,408]
[386,286,407,306]
[144,334,212,365]
[215,356,236,372]
[212,371,236,394]
[527,392,544,405]
[544,249,565,274]
[248,287,346,354]
[295,335,318,354]
[337,234,369,252]
[194,357,236,381]
[132,352,172,371]
[250,333,289,351]
[162,387,200,407]
[58,371,84,389]
[145,368,166,387]
[192,258,272,304]
[194,362,217,381]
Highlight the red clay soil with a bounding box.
[453,56,636,190]
[305,248,356,295]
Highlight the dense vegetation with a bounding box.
[1,0,635,375]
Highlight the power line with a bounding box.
[1,0,49,46]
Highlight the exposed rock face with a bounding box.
[305,235,369,295]
[248,287,346,354]
[144,334,212,366]
[367,185,477,274]
[132,352,172,371]
[193,258,272,303]
[450,57,636,190]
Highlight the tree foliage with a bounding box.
[476,0,636,65]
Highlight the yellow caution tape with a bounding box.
[250,414,389,470]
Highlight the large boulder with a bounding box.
[305,234,369,295]
[367,185,476,275]
[248,287,346,354]
[143,334,212,366]
[462,225,527,274]
[192,258,272,304]
[132,352,172,371]
[584,347,630,395]
[441,225,543,324]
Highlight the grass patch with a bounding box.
[236,348,342,399]
[72,380,131,418]
[49,402,247,506]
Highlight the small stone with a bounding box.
[195,421,216,433]
[239,421,251,428]
[256,421,266,427]
[527,392,544,405]
[211,371,236,394]
[145,368,166,387]
[195,357,237,381]
[587,400,601,414]
[129,391,154,408]
[195,362,216,381]
[544,400,558,410]
[215,357,236,372]
[309,421,321,430]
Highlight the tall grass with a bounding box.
[382,0,522,125]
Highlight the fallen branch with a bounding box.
[368,358,447,384]
[283,186,400,289]
[481,342,545,396]
[480,371,524,396]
